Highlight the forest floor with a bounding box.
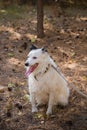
[0,4,87,130]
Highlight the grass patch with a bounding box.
[0,4,30,20]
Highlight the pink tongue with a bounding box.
[25,63,38,77]
[25,66,35,77]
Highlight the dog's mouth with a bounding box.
[25,63,38,77]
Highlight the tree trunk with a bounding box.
[37,0,44,38]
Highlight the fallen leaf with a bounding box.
[23,94,29,101]
[0,85,6,93]
[34,113,43,119]
[7,53,14,57]
[31,38,36,43]
[8,83,15,88]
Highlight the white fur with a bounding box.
[25,48,70,115]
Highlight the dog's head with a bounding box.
[25,45,48,77]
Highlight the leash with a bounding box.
[51,65,67,82]
[51,65,87,98]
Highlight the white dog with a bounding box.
[25,45,70,115]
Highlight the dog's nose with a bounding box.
[25,62,29,66]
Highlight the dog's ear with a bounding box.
[30,44,38,51]
[42,46,48,53]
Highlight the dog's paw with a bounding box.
[46,109,52,116]
[32,107,38,113]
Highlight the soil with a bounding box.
[0,5,87,130]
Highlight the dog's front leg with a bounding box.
[30,94,38,113]
[46,94,54,115]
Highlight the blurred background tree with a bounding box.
[1,0,87,7]
[37,0,44,38]
[0,0,87,38]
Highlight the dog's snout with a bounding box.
[25,62,29,66]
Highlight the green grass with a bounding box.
[0,4,30,20]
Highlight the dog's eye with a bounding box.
[33,57,37,59]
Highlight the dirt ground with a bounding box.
[0,5,87,130]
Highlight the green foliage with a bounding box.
[0,0,87,7]
[0,4,29,20]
